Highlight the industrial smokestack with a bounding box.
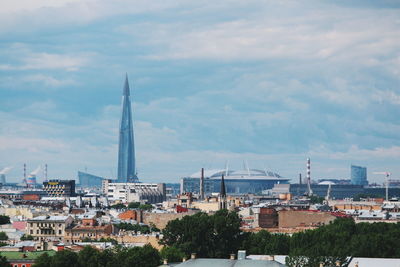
[23,163,27,185]
[299,173,302,185]
[200,168,205,200]
[306,158,313,196]
[44,164,48,181]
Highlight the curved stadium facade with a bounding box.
[181,169,289,195]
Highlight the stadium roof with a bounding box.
[189,169,284,180]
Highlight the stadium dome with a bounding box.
[189,169,282,179]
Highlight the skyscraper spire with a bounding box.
[117,74,138,183]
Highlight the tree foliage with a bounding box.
[160,246,185,263]
[33,245,161,267]
[21,234,34,241]
[127,202,153,210]
[0,254,8,267]
[0,216,10,225]
[161,209,244,258]
[110,203,126,210]
[0,232,8,241]
[243,218,400,265]
[128,202,140,209]
[116,222,159,233]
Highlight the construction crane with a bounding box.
[373,171,391,201]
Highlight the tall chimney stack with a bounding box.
[44,164,48,181]
[200,168,205,200]
[23,163,26,184]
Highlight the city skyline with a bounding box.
[1,1,400,183]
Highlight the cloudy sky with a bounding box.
[1,0,399,184]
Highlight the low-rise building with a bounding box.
[102,180,166,204]
[26,216,73,242]
[64,224,116,245]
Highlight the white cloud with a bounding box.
[23,74,76,87]
[21,53,90,71]
[0,0,85,14]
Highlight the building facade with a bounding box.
[42,180,76,197]
[117,75,139,183]
[102,179,166,204]
[26,216,73,241]
[351,165,368,185]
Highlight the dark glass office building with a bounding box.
[351,165,368,185]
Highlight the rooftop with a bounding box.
[28,215,70,222]
[169,258,285,267]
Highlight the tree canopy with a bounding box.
[161,209,244,258]
[33,245,161,267]
[0,232,8,241]
[21,234,34,241]
[0,216,10,225]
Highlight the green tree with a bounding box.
[0,232,8,241]
[50,250,80,267]
[0,254,9,267]
[0,216,10,225]
[21,234,34,241]
[161,209,244,258]
[128,202,140,209]
[33,252,52,267]
[138,204,153,211]
[160,246,185,263]
[110,203,126,210]
[122,245,161,267]
[77,246,101,267]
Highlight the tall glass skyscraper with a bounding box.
[117,75,139,183]
[351,165,368,185]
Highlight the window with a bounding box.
[30,230,33,234]
[59,230,62,235]
[22,265,26,267]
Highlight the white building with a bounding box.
[102,180,165,204]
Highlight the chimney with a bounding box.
[200,168,205,200]
[182,257,187,262]
[267,255,275,261]
[319,263,324,267]
[354,262,359,267]
[191,253,196,259]
[237,250,246,260]
[163,259,168,265]
[230,254,235,260]
[335,261,341,266]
